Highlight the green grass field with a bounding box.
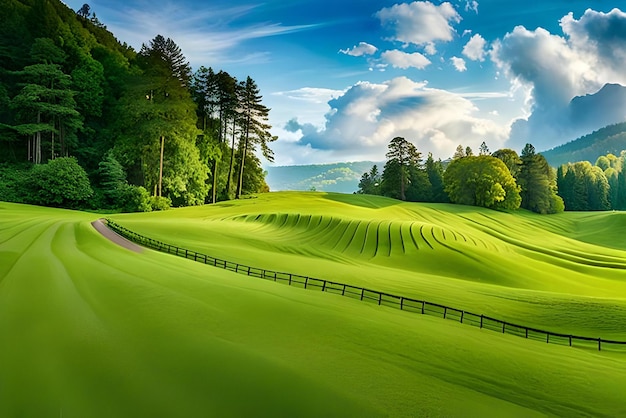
[1,192,626,417]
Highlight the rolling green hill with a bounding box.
[2,193,626,417]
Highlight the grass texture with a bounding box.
[1,193,625,417]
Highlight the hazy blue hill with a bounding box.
[542,122,626,167]
[265,161,381,193]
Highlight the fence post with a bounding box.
[289,274,292,285]
[480,315,483,328]
[598,338,602,351]
[525,328,528,338]
[378,293,382,305]
[421,301,425,315]
[546,333,549,344]
[360,289,365,301]
[274,272,277,282]
[443,307,447,319]
[502,322,505,333]
[304,277,308,289]
[185,249,188,258]
[235,264,239,273]
[569,336,572,347]
[460,311,464,323]
[247,266,251,276]
[194,253,197,261]
[400,297,404,310]
[322,281,327,292]
[203,255,207,264]
[341,284,346,296]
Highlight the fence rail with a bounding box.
[104,218,626,352]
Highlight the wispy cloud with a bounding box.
[97,1,322,66]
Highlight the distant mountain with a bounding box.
[511,83,626,151]
[542,122,626,167]
[265,161,381,193]
[569,84,626,135]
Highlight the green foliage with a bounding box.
[0,163,32,203]
[424,153,448,202]
[0,4,273,209]
[357,165,382,195]
[492,148,521,178]
[543,122,626,167]
[149,195,171,211]
[26,156,92,208]
[382,137,428,201]
[558,161,611,211]
[517,144,564,214]
[444,155,521,210]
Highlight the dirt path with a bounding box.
[91,219,144,253]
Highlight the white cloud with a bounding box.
[339,42,378,57]
[424,43,437,55]
[289,76,508,162]
[490,8,626,150]
[450,56,466,72]
[462,34,487,61]
[381,50,431,69]
[376,1,462,46]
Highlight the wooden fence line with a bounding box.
[104,219,626,351]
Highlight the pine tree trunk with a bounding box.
[212,160,218,204]
[226,117,236,196]
[35,111,41,164]
[158,135,164,197]
[236,122,250,199]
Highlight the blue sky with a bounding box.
[63,0,626,165]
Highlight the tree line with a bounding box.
[360,137,626,213]
[0,1,275,211]
[358,138,565,214]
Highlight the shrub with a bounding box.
[149,195,171,211]
[119,185,152,212]
[0,163,31,203]
[27,157,93,208]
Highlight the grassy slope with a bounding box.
[115,192,626,339]
[1,198,626,417]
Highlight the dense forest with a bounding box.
[0,0,275,211]
[542,122,626,168]
[358,138,626,213]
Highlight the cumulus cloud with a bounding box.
[491,8,626,150]
[339,42,378,57]
[450,56,467,72]
[376,1,462,46]
[462,34,487,61]
[381,50,431,69]
[292,76,508,161]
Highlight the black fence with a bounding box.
[104,218,626,352]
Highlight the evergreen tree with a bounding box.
[425,153,448,202]
[10,38,81,163]
[517,144,564,214]
[236,76,275,199]
[114,35,207,205]
[357,165,381,195]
